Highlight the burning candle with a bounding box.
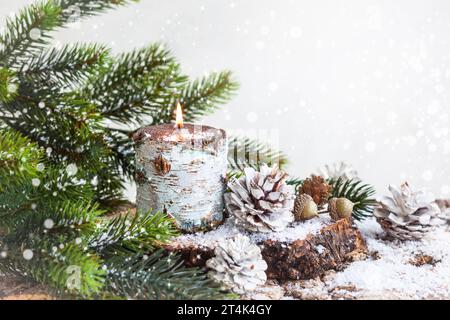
[133,102,227,232]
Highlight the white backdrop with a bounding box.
[1,0,449,199]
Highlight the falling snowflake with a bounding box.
[31,178,41,187]
[23,249,34,260]
[44,219,54,229]
[7,82,18,94]
[29,28,41,40]
[91,175,98,186]
[66,163,78,176]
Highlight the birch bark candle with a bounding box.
[133,104,227,232]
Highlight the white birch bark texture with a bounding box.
[133,124,227,232]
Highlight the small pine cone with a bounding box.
[293,194,318,221]
[317,162,359,181]
[224,164,294,233]
[300,175,332,208]
[206,235,267,294]
[374,182,444,241]
[328,197,354,220]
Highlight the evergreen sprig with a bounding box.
[88,211,179,256]
[82,44,183,123]
[0,129,42,187]
[105,250,231,300]
[180,71,240,122]
[20,43,110,88]
[0,0,132,66]
[0,237,106,298]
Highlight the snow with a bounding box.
[285,217,450,299]
[173,214,332,248]
[330,219,450,298]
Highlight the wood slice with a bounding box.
[165,218,367,281]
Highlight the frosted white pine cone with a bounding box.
[224,164,294,233]
[373,182,443,241]
[206,234,267,294]
[317,162,359,181]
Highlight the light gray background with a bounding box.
[1,0,449,199]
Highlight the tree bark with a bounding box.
[165,218,367,281]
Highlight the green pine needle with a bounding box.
[104,250,232,300]
[0,129,42,187]
[180,71,239,122]
[0,237,106,298]
[0,0,133,65]
[88,211,179,256]
[20,43,110,89]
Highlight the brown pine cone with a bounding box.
[299,175,332,208]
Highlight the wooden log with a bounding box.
[165,218,367,281]
[262,218,366,280]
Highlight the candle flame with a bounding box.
[175,101,183,129]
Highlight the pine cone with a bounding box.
[206,235,267,294]
[299,175,332,208]
[224,164,294,233]
[317,162,359,181]
[373,182,443,241]
[328,197,354,220]
[293,194,318,221]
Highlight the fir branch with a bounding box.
[83,44,186,124]
[0,164,96,224]
[228,136,288,171]
[180,71,239,122]
[103,128,135,178]
[0,1,61,65]
[0,0,133,66]
[0,237,105,298]
[1,98,125,202]
[0,67,18,102]
[328,177,377,221]
[88,211,178,256]
[0,129,42,187]
[19,43,110,89]
[3,201,104,241]
[104,250,231,300]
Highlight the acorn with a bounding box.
[328,197,354,220]
[293,194,319,221]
